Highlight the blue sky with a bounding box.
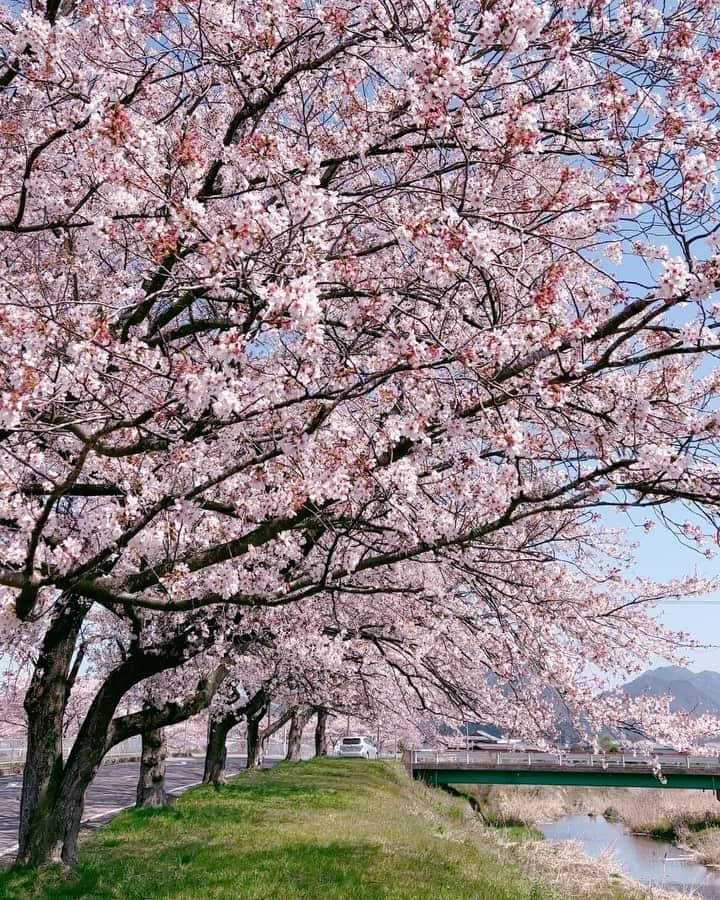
[603,221,720,671]
[615,513,720,671]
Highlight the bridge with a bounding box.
[408,749,720,798]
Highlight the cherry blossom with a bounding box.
[4,0,720,868]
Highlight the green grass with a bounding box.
[0,759,556,900]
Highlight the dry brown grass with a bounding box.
[566,788,720,837]
[472,783,720,873]
[470,784,720,832]
[682,827,720,868]
[452,785,697,898]
[468,784,572,826]
[450,793,692,899]
[514,837,693,900]
[391,780,681,899]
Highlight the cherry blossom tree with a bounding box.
[12,599,247,865]
[314,708,331,757]
[135,726,170,809]
[5,0,720,869]
[202,655,285,783]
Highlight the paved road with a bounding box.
[0,756,247,861]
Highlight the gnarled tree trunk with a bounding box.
[49,660,158,866]
[286,706,312,761]
[246,704,268,769]
[20,638,225,867]
[136,727,169,808]
[17,596,89,867]
[203,715,232,786]
[314,708,329,757]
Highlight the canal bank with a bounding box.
[468,783,720,896]
[540,813,720,898]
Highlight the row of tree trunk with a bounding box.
[14,596,332,868]
[137,704,331,809]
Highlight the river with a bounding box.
[540,814,720,898]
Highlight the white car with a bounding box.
[337,736,378,759]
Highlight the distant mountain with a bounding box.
[622,665,720,717]
[454,667,720,749]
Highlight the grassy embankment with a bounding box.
[472,783,720,868]
[0,758,682,900]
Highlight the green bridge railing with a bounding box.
[407,749,720,797]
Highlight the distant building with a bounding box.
[451,722,522,750]
[465,723,502,743]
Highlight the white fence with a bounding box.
[1,733,395,766]
[1,735,309,765]
[226,737,315,760]
[108,736,142,758]
[0,738,25,763]
[0,735,142,765]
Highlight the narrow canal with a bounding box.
[540,813,720,897]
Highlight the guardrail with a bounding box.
[409,748,720,772]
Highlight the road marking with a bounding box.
[0,759,268,862]
[0,778,206,861]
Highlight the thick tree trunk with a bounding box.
[286,706,312,761]
[49,788,86,868]
[54,662,228,863]
[28,633,208,866]
[314,708,329,757]
[19,672,131,867]
[203,716,232,786]
[17,597,89,867]
[246,706,267,769]
[18,626,227,869]
[19,691,67,867]
[52,715,119,866]
[136,728,169,808]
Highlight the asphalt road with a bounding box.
[0,755,247,861]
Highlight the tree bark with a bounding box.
[203,715,232,786]
[22,634,224,867]
[17,600,238,869]
[52,646,183,865]
[17,597,89,866]
[50,673,152,866]
[314,708,329,757]
[286,706,312,761]
[135,728,169,808]
[246,704,268,769]
[54,658,228,866]
[203,703,294,783]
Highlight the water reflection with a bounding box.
[540,813,720,898]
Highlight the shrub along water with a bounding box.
[472,783,720,871]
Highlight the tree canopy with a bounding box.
[3,0,720,867]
